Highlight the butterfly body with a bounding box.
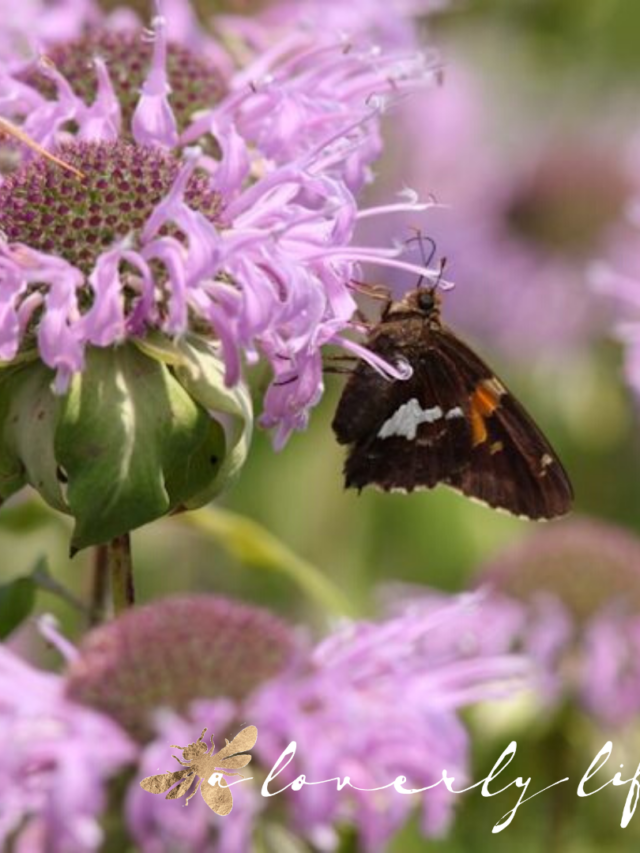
[332,288,573,520]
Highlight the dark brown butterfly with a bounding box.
[332,286,573,520]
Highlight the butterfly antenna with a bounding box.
[405,230,438,290]
[433,256,448,292]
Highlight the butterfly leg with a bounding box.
[348,279,391,301]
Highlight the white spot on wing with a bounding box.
[377,398,443,441]
[445,406,464,420]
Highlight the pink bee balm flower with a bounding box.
[0,7,438,546]
[247,590,528,850]
[478,517,640,728]
[0,9,435,437]
[2,593,527,851]
[0,619,135,853]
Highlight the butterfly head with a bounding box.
[384,286,442,322]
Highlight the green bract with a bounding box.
[0,338,252,550]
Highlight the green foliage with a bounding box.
[0,574,35,638]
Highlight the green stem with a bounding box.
[181,507,359,619]
[107,534,135,615]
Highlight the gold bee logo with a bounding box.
[140,725,258,816]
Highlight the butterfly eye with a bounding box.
[417,291,435,313]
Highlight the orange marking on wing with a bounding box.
[469,379,504,447]
[472,380,502,417]
[469,404,487,446]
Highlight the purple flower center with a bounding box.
[480,519,640,623]
[505,145,629,256]
[64,595,297,741]
[20,28,227,134]
[0,140,223,274]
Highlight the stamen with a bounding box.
[0,119,85,180]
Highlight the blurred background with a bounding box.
[3,0,640,851]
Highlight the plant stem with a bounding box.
[90,544,110,625]
[109,533,135,614]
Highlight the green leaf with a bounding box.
[0,575,36,638]
[0,498,58,533]
[56,344,226,550]
[0,363,65,508]
[171,336,253,503]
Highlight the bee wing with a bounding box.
[201,777,233,816]
[165,772,196,800]
[213,725,258,761]
[140,769,189,795]
[216,754,252,770]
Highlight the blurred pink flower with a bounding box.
[248,590,527,850]
[477,517,640,728]
[589,135,640,405]
[0,618,135,853]
[362,60,639,362]
[31,592,527,851]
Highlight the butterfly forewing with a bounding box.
[335,341,473,491]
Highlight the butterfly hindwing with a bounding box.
[436,327,573,518]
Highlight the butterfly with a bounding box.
[332,285,573,520]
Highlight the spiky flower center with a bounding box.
[0,140,223,274]
[22,29,227,133]
[483,520,640,624]
[65,596,297,741]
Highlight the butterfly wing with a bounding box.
[436,327,573,519]
[333,323,474,491]
[333,318,572,519]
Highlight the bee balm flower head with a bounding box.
[0,9,436,548]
